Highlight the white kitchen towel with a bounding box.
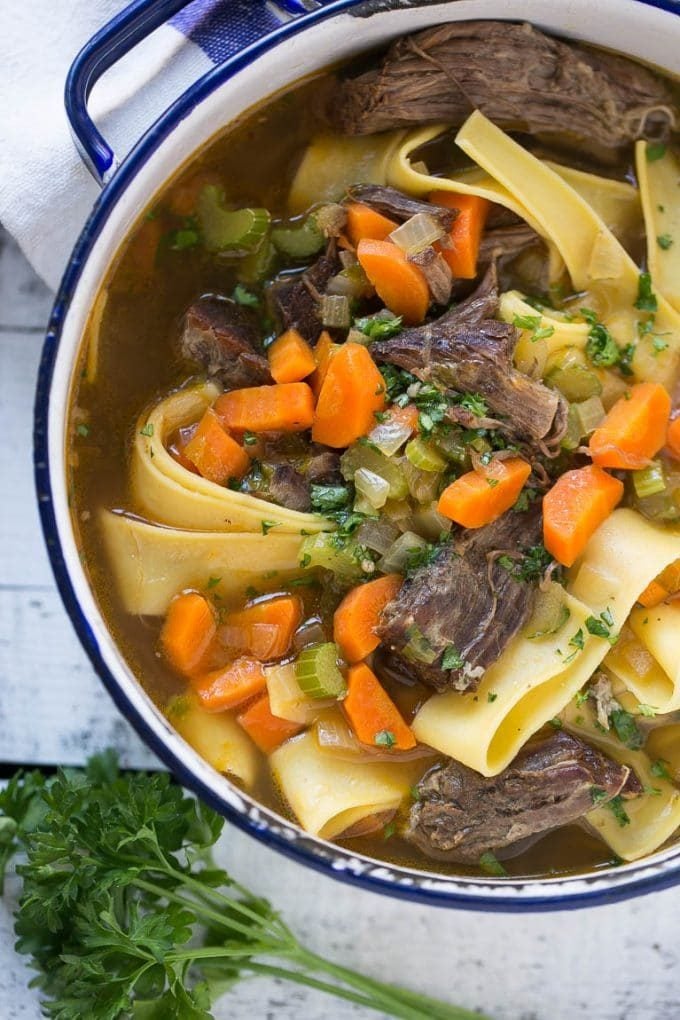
[0,0,293,291]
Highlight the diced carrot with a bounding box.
[237,692,304,753]
[589,382,671,470]
[659,559,680,594]
[430,192,491,279]
[312,342,387,447]
[637,579,669,608]
[215,382,315,433]
[343,663,416,751]
[219,595,303,661]
[437,457,531,529]
[191,657,267,712]
[161,592,216,676]
[334,574,403,663]
[346,202,399,247]
[356,239,430,325]
[666,417,680,461]
[127,216,163,280]
[543,465,624,567]
[183,408,250,484]
[167,170,222,218]
[310,330,340,398]
[268,328,317,384]
[385,403,420,435]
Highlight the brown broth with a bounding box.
[68,56,676,882]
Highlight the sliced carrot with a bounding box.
[215,382,315,433]
[437,457,531,529]
[310,330,341,398]
[127,216,163,281]
[268,328,317,384]
[589,382,671,470]
[334,574,403,664]
[666,417,680,461]
[161,592,216,676]
[343,663,416,751]
[543,465,624,567]
[385,403,420,435]
[237,692,303,753]
[346,202,399,247]
[637,579,669,608]
[219,595,303,661]
[183,408,250,484]
[430,191,491,279]
[312,342,387,447]
[356,239,430,325]
[191,657,267,712]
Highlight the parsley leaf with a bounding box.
[585,609,617,644]
[479,852,508,877]
[310,485,351,514]
[261,520,279,535]
[232,283,259,307]
[651,759,672,781]
[657,233,674,251]
[374,730,397,748]
[635,272,658,313]
[610,708,644,750]
[354,314,403,340]
[606,795,631,827]
[585,321,620,368]
[499,544,555,584]
[139,423,154,437]
[442,645,464,670]
[646,142,667,162]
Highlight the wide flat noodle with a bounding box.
[636,140,680,313]
[169,693,259,788]
[455,111,680,387]
[413,510,680,777]
[563,693,680,861]
[270,730,419,839]
[544,162,642,254]
[498,290,589,376]
[288,130,406,214]
[605,602,680,714]
[100,510,306,615]
[131,383,331,535]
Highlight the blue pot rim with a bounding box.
[34,0,680,911]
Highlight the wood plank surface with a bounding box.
[1,225,679,1019]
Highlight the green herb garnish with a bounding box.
[646,142,667,162]
[139,423,154,437]
[610,708,644,750]
[442,645,464,670]
[657,234,674,251]
[232,283,259,307]
[605,795,631,827]
[374,730,397,748]
[310,485,351,514]
[354,314,403,340]
[635,272,658,313]
[479,852,508,877]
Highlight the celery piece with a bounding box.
[299,533,362,579]
[271,214,325,259]
[340,445,409,500]
[296,643,347,699]
[405,437,447,473]
[633,461,666,499]
[196,185,270,254]
[545,347,602,402]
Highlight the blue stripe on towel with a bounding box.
[171,0,283,64]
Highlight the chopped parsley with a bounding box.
[442,645,464,670]
[244,585,260,599]
[499,544,554,584]
[590,786,608,805]
[374,730,397,748]
[585,608,617,644]
[585,321,620,368]
[610,708,644,750]
[242,431,258,446]
[487,692,498,703]
[383,821,397,840]
[486,478,499,489]
[652,337,669,355]
[651,759,672,781]
[232,284,259,307]
[354,314,403,340]
[548,717,563,729]
[635,272,658,313]
[575,689,590,707]
[139,423,154,437]
[169,227,199,251]
[479,851,508,877]
[646,142,667,162]
[569,628,585,651]
[310,485,351,514]
[637,704,658,717]
[206,576,221,589]
[605,795,631,827]
[457,392,489,418]
[261,520,279,535]
[75,423,90,437]
[405,539,445,577]
[657,234,674,251]
[618,342,636,377]
[512,313,554,343]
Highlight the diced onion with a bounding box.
[315,710,434,763]
[633,461,667,499]
[368,420,412,457]
[389,213,445,255]
[379,531,428,573]
[408,503,452,542]
[355,518,400,555]
[354,467,391,509]
[320,294,351,329]
[265,662,324,724]
[544,347,602,402]
[402,459,441,504]
[574,395,606,436]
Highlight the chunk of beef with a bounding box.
[347,184,457,232]
[267,464,311,513]
[371,266,567,446]
[336,21,676,158]
[407,731,642,863]
[378,505,543,692]
[479,223,543,262]
[306,447,343,485]
[268,244,340,342]
[408,247,453,306]
[179,296,272,390]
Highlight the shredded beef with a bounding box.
[179,296,271,390]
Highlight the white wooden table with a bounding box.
[1,225,680,1019]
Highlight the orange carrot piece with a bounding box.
[543,465,624,567]
[220,595,303,661]
[237,692,303,753]
[268,328,317,384]
[437,457,531,529]
[385,403,420,435]
[356,239,430,325]
[637,579,669,608]
[666,417,680,461]
[430,191,491,279]
[344,663,416,750]
[589,382,671,470]
[310,330,340,398]
[127,216,163,281]
[334,574,403,664]
[346,202,399,247]
[183,408,250,484]
[161,592,216,676]
[191,657,267,712]
[312,342,387,447]
[215,382,315,433]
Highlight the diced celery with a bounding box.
[378,531,428,573]
[271,214,324,258]
[299,533,362,578]
[433,429,469,464]
[405,437,447,473]
[574,395,605,436]
[196,185,270,254]
[545,347,602,402]
[295,642,347,699]
[633,461,666,499]
[408,503,453,542]
[340,445,409,500]
[561,404,582,452]
[354,467,391,509]
[402,624,438,664]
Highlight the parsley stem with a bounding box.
[133,877,269,943]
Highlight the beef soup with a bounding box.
[68,22,680,878]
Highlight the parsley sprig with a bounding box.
[0,754,477,1020]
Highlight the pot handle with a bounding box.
[65,0,317,185]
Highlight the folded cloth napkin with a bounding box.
[0,0,300,291]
